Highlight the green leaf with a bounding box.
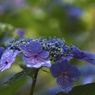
[4,68,36,85]
[56,83,95,95]
[0,77,27,95]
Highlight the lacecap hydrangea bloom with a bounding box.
[0,38,95,93]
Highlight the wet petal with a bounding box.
[66,65,81,82]
[0,49,20,71]
[57,76,74,93]
[27,41,43,54]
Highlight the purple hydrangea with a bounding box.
[50,60,80,93]
[19,41,51,68]
[72,46,95,65]
[0,48,20,72]
[64,4,83,18]
[15,28,25,38]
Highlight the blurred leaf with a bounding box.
[56,83,95,95]
[0,77,27,95]
[4,68,36,85]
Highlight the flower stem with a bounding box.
[30,69,39,95]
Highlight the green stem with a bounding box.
[30,69,39,95]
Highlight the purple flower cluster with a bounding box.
[0,38,95,93]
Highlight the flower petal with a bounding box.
[0,49,20,71]
[57,76,74,93]
[72,46,83,59]
[0,47,4,59]
[60,55,73,61]
[39,50,49,59]
[27,41,43,54]
[82,51,95,65]
[72,46,95,65]
[50,60,69,78]
[66,65,81,82]
[42,59,51,67]
[23,56,51,68]
[19,44,31,57]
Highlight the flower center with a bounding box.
[34,55,38,58]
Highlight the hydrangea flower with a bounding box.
[50,60,80,93]
[19,41,51,68]
[15,28,25,38]
[64,4,83,18]
[0,48,20,71]
[72,46,95,65]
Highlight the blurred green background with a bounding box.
[0,0,95,95]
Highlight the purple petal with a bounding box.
[0,49,20,71]
[0,47,4,58]
[42,59,51,67]
[15,28,25,37]
[66,65,81,82]
[39,51,49,59]
[50,60,69,78]
[72,46,95,65]
[19,44,32,57]
[82,51,95,65]
[23,56,51,68]
[27,41,43,54]
[57,76,74,93]
[36,56,51,67]
[60,55,73,61]
[72,46,83,59]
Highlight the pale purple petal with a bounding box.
[0,49,20,71]
[36,57,51,67]
[66,65,81,82]
[42,59,51,67]
[23,56,51,68]
[57,76,74,93]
